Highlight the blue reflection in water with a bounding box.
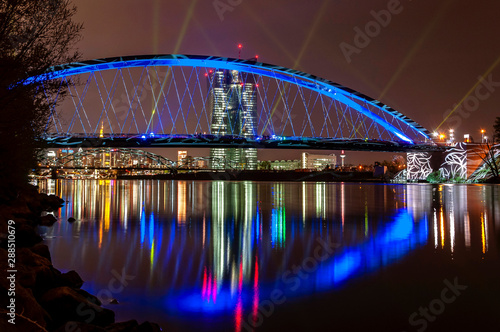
[165,210,427,317]
[140,206,146,245]
[316,211,427,289]
[42,180,437,330]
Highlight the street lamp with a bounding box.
[481,129,485,143]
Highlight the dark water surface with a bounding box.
[38,180,500,331]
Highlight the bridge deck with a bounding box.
[40,134,445,152]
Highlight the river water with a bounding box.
[37,180,500,331]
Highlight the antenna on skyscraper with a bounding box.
[238,44,242,59]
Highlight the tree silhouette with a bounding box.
[0,0,82,201]
[493,116,500,144]
[472,142,499,181]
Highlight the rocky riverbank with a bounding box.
[0,186,161,331]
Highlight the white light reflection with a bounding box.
[464,212,471,249]
[433,208,438,249]
[315,182,326,219]
[341,182,345,230]
[212,181,227,292]
[302,182,306,225]
[449,187,455,254]
[242,182,255,283]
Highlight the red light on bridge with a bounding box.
[238,44,242,49]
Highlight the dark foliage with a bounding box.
[473,142,500,181]
[0,0,82,202]
[493,116,500,144]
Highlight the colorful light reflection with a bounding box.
[38,180,497,331]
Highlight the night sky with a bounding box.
[70,0,500,163]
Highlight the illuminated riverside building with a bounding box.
[46,151,57,166]
[177,150,187,167]
[101,150,111,168]
[258,154,337,171]
[265,159,301,170]
[208,69,258,170]
[54,148,157,169]
[57,149,74,167]
[301,152,337,170]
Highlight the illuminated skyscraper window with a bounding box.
[177,150,187,167]
[207,69,257,170]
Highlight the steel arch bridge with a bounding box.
[46,147,175,168]
[29,54,436,152]
[40,147,239,170]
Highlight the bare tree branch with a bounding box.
[0,0,82,200]
[472,143,500,180]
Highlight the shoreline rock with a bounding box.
[0,185,162,331]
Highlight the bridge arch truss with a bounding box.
[29,54,432,147]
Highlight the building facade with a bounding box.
[301,152,337,170]
[208,69,258,170]
[177,150,188,167]
[269,159,301,170]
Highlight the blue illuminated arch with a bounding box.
[27,54,431,144]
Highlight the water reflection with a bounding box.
[37,180,499,331]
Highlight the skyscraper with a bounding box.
[207,69,257,170]
[177,150,187,167]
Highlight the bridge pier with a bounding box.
[406,143,484,181]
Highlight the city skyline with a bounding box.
[67,0,500,163]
